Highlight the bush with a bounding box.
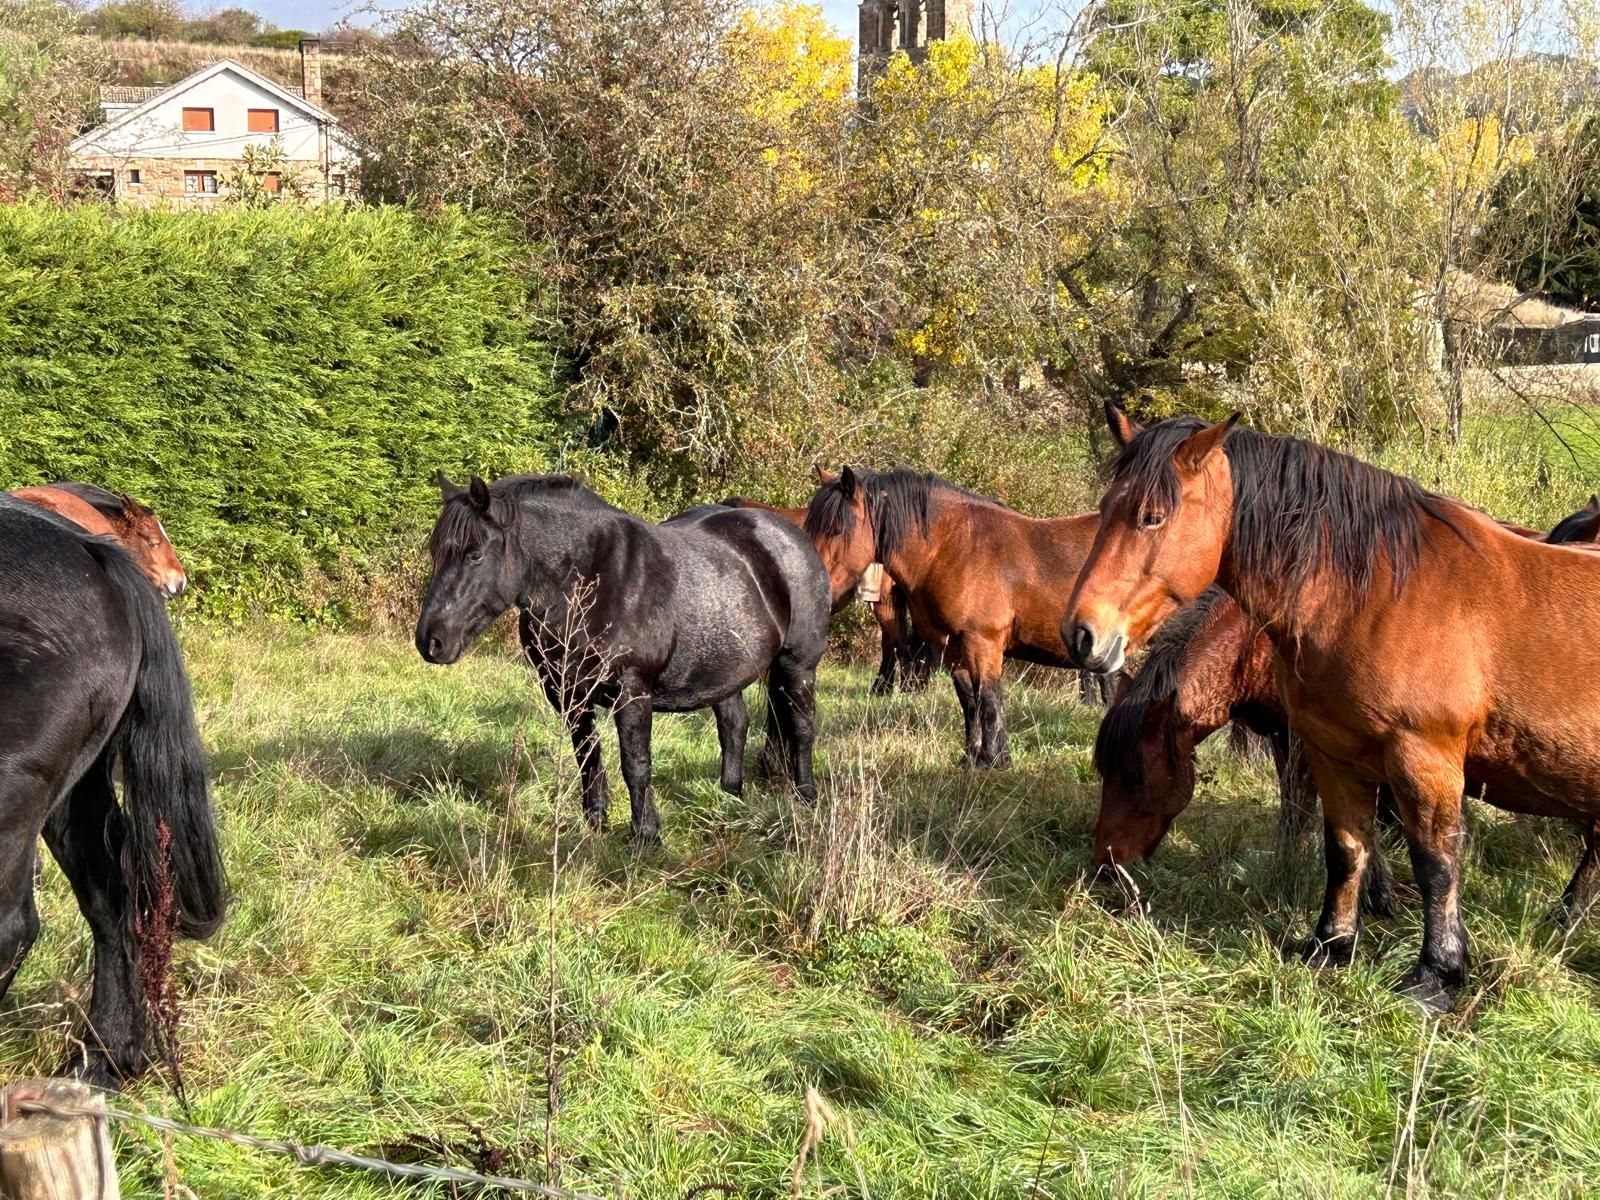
[0,202,560,620]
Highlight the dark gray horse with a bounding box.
[415,475,829,843]
[0,499,224,1085]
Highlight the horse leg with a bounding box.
[949,645,983,765]
[613,691,660,847]
[1386,748,1470,1013]
[712,692,749,798]
[1299,754,1378,969]
[971,637,1010,769]
[0,834,40,1007]
[870,599,897,698]
[753,692,785,784]
[42,760,145,1086]
[537,667,610,830]
[767,654,818,802]
[906,632,938,692]
[1555,821,1600,929]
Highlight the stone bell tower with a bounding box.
[857,0,974,90]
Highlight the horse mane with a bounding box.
[49,480,147,520]
[1545,496,1600,545]
[803,471,870,540]
[429,474,617,561]
[1115,419,1457,609]
[869,469,1007,560]
[1093,588,1228,789]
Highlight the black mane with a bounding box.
[430,474,614,562]
[1114,419,1455,611]
[868,470,1006,560]
[50,481,144,519]
[803,470,870,541]
[1093,588,1228,788]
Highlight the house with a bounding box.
[69,39,358,207]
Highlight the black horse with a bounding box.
[415,475,830,843]
[0,499,224,1085]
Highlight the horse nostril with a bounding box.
[1072,622,1095,661]
[427,637,443,661]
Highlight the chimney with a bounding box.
[299,37,322,109]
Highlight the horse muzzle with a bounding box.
[161,573,187,600]
[415,616,464,665]
[1066,621,1126,675]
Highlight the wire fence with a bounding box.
[11,1095,734,1199]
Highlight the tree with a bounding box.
[0,0,111,201]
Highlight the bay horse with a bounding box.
[1092,499,1600,892]
[1065,403,1600,1012]
[12,483,187,599]
[415,475,829,843]
[0,499,224,1084]
[805,467,1117,767]
[719,495,936,695]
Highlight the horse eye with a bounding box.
[1140,510,1166,529]
[467,547,485,564]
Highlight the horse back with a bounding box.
[11,486,117,538]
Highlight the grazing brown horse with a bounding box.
[807,467,1120,767]
[12,483,186,599]
[1093,500,1600,885]
[1066,404,1600,1012]
[719,495,936,695]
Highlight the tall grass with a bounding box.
[4,625,1599,1197]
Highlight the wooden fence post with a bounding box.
[0,1079,120,1200]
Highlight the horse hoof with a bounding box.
[628,830,663,852]
[1300,934,1356,970]
[584,810,608,833]
[720,781,743,799]
[869,678,893,697]
[1394,969,1458,1015]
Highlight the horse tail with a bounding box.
[88,541,226,941]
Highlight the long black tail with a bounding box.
[87,541,226,940]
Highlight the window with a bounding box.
[184,170,218,195]
[127,168,141,185]
[181,107,214,132]
[263,172,281,195]
[247,108,279,133]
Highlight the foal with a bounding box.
[1067,405,1600,1012]
[12,482,187,598]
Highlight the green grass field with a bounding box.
[5,623,1600,1198]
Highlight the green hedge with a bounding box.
[0,202,559,620]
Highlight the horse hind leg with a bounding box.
[712,693,749,798]
[1555,820,1600,929]
[766,652,818,803]
[42,758,146,1086]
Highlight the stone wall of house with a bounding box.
[73,154,354,209]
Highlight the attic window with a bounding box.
[247,109,279,133]
[182,107,214,132]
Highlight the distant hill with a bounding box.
[104,38,363,116]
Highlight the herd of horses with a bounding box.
[7,404,1600,1086]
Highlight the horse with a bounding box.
[1065,403,1600,1012]
[719,495,936,695]
[415,475,829,843]
[12,483,187,599]
[804,466,1111,767]
[0,498,225,1085]
[1091,499,1600,887]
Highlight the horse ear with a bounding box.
[814,462,838,484]
[468,476,491,512]
[839,466,857,499]
[433,470,464,500]
[1105,401,1144,450]
[1174,414,1238,475]
[120,493,143,520]
[1588,494,1598,512]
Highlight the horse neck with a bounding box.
[875,491,952,586]
[510,501,620,612]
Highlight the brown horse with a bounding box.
[807,467,1118,767]
[12,483,186,599]
[1066,404,1600,1012]
[1093,500,1600,882]
[718,494,936,695]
